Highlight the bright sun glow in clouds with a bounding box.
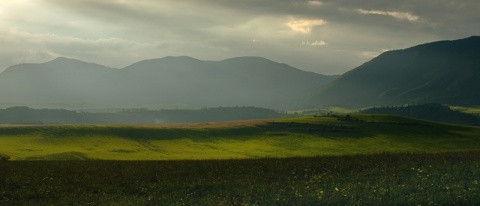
[287,18,326,34]
[307,1,323,6]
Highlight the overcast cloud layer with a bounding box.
[1,0,479,74]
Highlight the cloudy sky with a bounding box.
[0,0,479,74]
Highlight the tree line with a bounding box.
[0,106,285,124]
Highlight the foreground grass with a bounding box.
[1,114,480,160]
[1,151,480,205]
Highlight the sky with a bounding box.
[0,0,479,75]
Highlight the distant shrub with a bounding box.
[0,154,9,161]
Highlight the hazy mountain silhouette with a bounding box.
[105,56,333,109]
[0,56,336,110]
[0,57,116,103]
[309,36,480,108]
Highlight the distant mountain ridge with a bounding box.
[309,36,480,107]
[0,57,116,102]
[0,56,336,110]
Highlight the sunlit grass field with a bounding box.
[1,114,479,160]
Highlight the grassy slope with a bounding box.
[1,114,479,160]
[450,105,480,115]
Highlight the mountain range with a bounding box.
[0,56,335,110]
[309,36,480,108]
[1,36,479,110]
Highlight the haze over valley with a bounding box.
[2,0,479,113]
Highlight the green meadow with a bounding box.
[1,114,480,160]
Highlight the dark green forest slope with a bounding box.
[310,36,480,107]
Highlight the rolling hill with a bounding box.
[1,114,480,160]
[309,36,480,108]
[0,56,336,110]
